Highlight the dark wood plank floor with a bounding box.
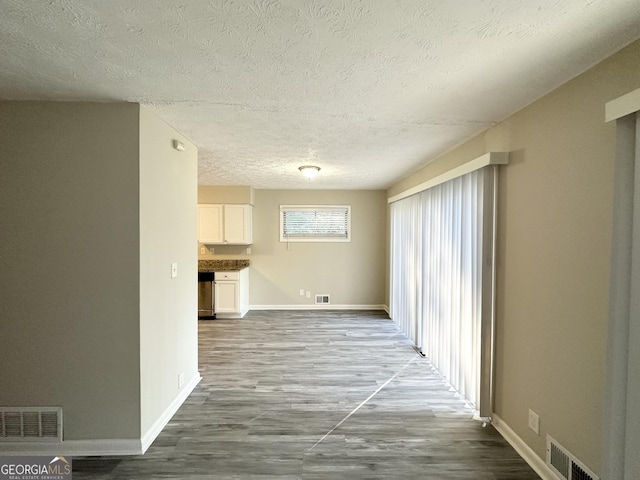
[74,310,540,479]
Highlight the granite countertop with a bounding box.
[198,259,251,272]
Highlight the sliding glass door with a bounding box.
[390,166,498,418]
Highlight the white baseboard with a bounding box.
[140,372,202,453]
[215,312,244,318]
[214,306,249,318]
[250,304,389,311]
[0,373,202,457]
[492,414,558,480]
[0,438,143,457]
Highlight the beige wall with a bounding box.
[252,190,387,307]
[386,39,640,474]
[198,185,254,205]
[199,189,388,308]
[0,102,199,452]
[139,107,199,439]
[0,102,142,440]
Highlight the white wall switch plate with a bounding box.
[528,409,540,435]
[299,288,305,296]
[171,262,178,278]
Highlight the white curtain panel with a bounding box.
[390,168,485,408]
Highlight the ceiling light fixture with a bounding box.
[299,165,321,179]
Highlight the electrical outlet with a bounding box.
[299,288,305,296]
[178,372,184,389]
[200,246,206,255]
[528,409,540,435]
[306,291,311,298]
[209,246,214,254]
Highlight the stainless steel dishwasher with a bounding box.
[197,271,216,319]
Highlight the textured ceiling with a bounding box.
[2,1,640,189]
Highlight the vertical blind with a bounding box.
[390,167,496,414]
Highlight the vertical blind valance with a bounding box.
[388,151,509,205]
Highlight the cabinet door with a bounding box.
[224,205,252,244]
[198,205,223,244]
[215,281,239,313]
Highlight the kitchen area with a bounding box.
[197,186,253,320]
[196,185,388,314]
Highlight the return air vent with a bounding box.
[0,407,62,442]
[546,436,598,480]
[315,294,330,305]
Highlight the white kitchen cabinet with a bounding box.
[215,280,238,313]
[223,204,252,244]
[214,269,249,318]
[198,204,224,244]
[198,204,252,245]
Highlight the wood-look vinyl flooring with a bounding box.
[74,310,540,479]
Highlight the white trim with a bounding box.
[250,304,388,312]
[140,372,202,453]
[492,414,558,480]
[0,438,143,456]
[387,152,510,204]
[602,110,640,479]
[215,308,249,319]
[605,87,640,122]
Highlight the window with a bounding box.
[280,205,351,242]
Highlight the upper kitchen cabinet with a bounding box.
[223,204,252,244]
[198,204,223,243]
[198,204,252,245]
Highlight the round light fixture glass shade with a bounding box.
[299,165,321,179]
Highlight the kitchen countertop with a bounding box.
[198,259,251,272]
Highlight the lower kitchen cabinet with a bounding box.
[214,269,249,318]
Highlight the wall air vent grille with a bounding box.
[0,407,62,442]
[315,294,330,304]
[546,436,598,480]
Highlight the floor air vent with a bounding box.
[1,407,62,442]
[315,294,330,304]
[546,435,598,480]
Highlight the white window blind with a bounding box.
[280,205,351,242]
